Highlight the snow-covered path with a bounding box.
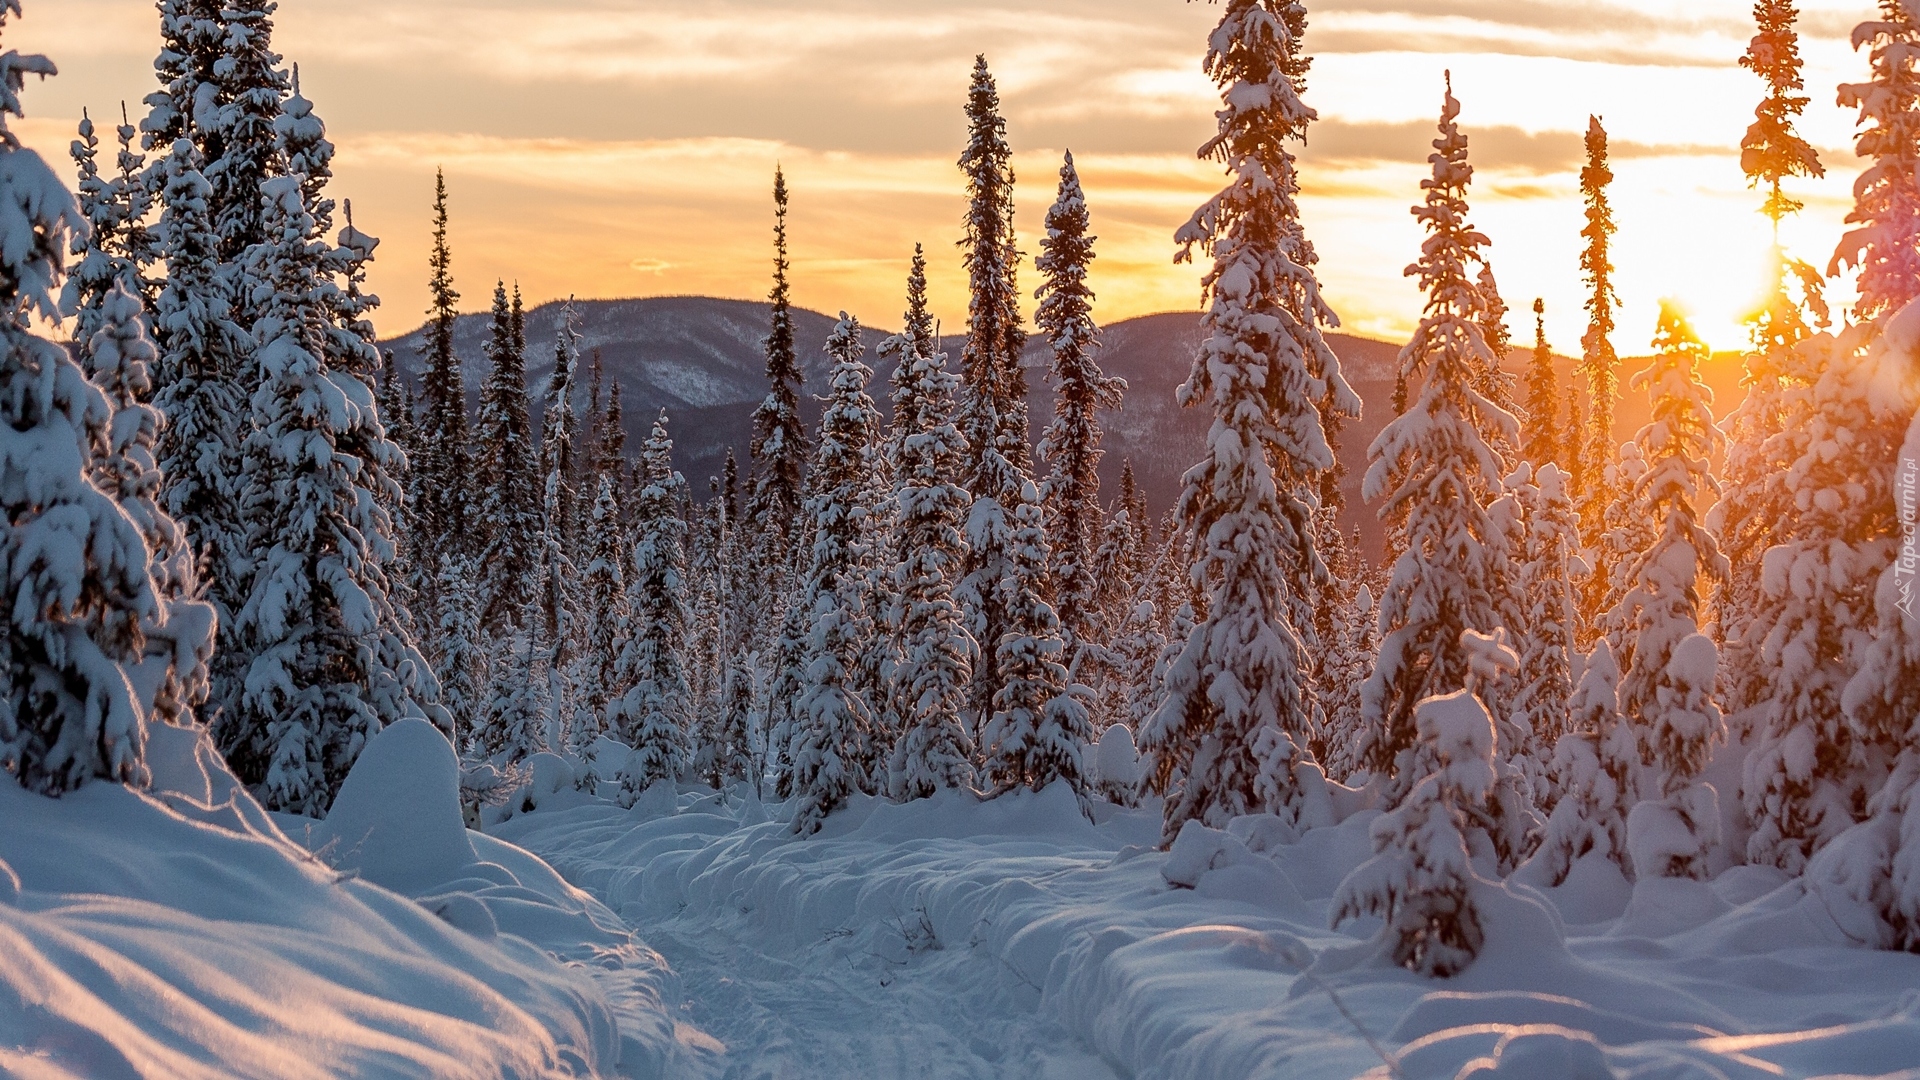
[494,788,1133,1080]
[631,910,1117,1079]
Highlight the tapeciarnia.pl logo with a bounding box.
[1899,453,1918,623]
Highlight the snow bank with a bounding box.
[496,780,1920,1079]
[1,722,713,1079]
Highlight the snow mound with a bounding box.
[316,717,478,895]
[1,724,717,1079]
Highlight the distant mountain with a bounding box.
[379,296,1743,566]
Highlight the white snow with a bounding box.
[483,777,1920,1080]
[0,722,711,1079]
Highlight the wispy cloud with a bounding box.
[10,0,1885,352]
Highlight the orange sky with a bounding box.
[12,1,1880,354]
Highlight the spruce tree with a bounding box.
[1358,80,1518,798]
[1833,0,1920,320]
[537,304,581,661]
[1536,638,1630,883]
[610,413,693,792]
[1510,463,1578,780]
[885,261,980,801]
[149,138,249,716]
[983,480,1092,809]
[789,316,885,833]
[413,168,470,607]
[433,555,484,743]
[1140,0,1355,840]
[1742,17,1920,869]
[1611,305,1729,878]
[229,139,441,813]
[1522,299,1560,468]
[957,55,1030,483]
[1034,150,1125,650]
[1576,116,1621,562]
[1333,630,1522,977]
[1719,0,1829,717]
[745,166,807,632]
[578,473,629,730]
[473,280,540,631]
[203,0,286,267]
[0,11,163,793]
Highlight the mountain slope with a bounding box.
[380,296,1744,564]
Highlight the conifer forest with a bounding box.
[6,1,1920,1077]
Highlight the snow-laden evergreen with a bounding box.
[1141,0,1357,841]
[1034,150,1124,649]
[410,168,470,622]
[536,305,581,671]
[1536,638,1631,884]
[1521,299,1560,469]
[610,413,693,796]
[884,257,979,801]
[432,555,484,743]
[1833,2,1920,320]
[983,479,1091,808]
[149,138,247,683]
[1509,463,1578,784]
[1332,629,1521,977]
[956,55,1030,486]
[0,19,162,793]
[474,280,541,632]
[224,82,443,813]
[1609,304,1729,878]
[1575,115,1622,568]
[203,0,287,268]
[745,166,807,635]
[1359,80,1518,799]
[578,474,629,730]
[790,315,883,835]
[80,283,216,730]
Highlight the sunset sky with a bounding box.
[13,0,1881,353]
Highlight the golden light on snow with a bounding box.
[10,0,1878,354]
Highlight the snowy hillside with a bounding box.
[379,299,1406,543]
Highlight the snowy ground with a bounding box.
[10,724,1920,1079]
[496,775,1920,1080]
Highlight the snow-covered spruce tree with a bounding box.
[149,139,247,679]
[1332,630,1521,978]
[957,55,1030,482]
[66,111,131,345]
[1522,299,1560,468]
[789,315,884,834]
[1358,80,1518,800]
[610,412,693,796]
[983,479,1092,807]
[79,283,217,731]
[475,629,546,766]
[954,56,1035,743]
[1609,304,1730,879]
[1718,0,1829,719]
[1319,582,1377,783]
[227,176,421,813]
[1742,7,1920,872]
[433,554,485,741]
[0,17,164,793]
[1509,463,1578,784]
[744,166,807,636]
[1535,637,1631,884]
[474,280,541,632]
[1835,0,1920,322]
[411,168,470,618]
[1034,150,1124,650]
[1576,116,1622,617]
[536,304,581,662]
[884,256,980,801]
[139,0,218,161]
[1139,0,1358,841]
[578,474,629,730]
[204,0,286,268]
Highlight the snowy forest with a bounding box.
[7,0,1920,1077]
